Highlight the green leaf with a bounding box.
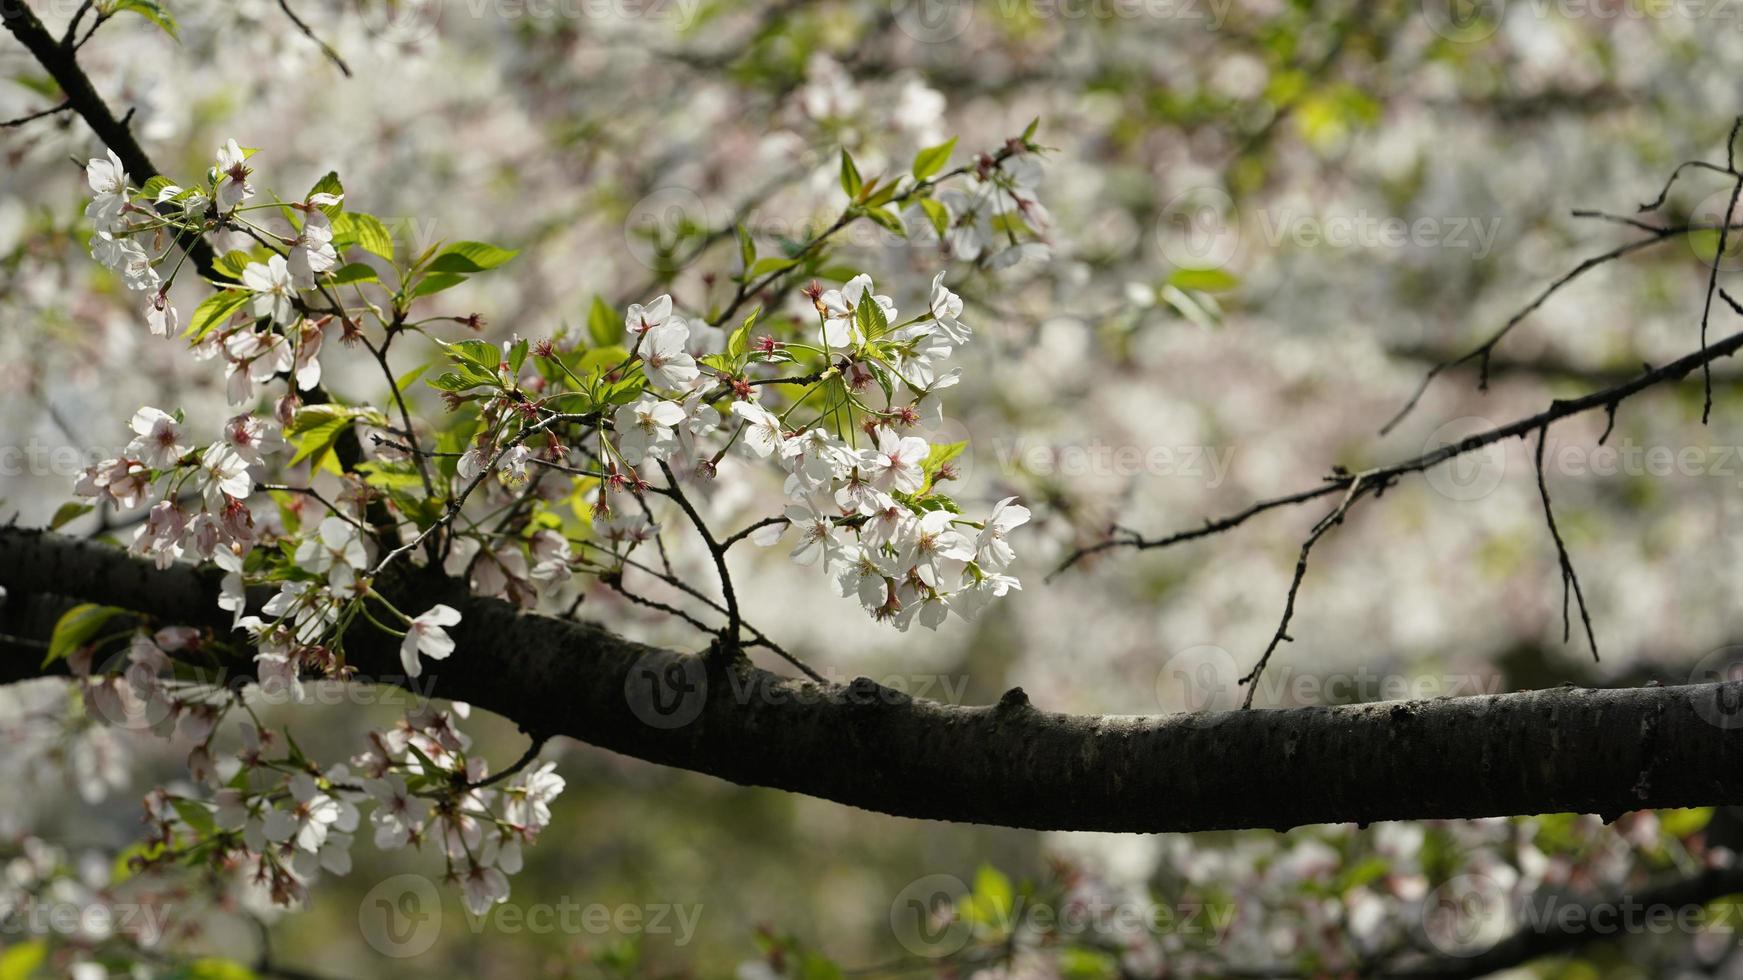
[1158,283,1221,330]
[728,306,760,360]
[1661,807,1714,838]
[171,958,258,980]
[287,405,365,469]
[427,372,491,393]
[111,0,179,39]
[336,211,394,260]
[394,363,429,393]
[43,603,126,669]
[736,224,756,273]
[409,273,467,299]
[11,74,60,100]
[603,376,646,404]
[507,337,530,375]
[796,953,845,980]
[748,256,800,278]
[0,940,45,980]
[50,501,93,530]
[1166,266,1239,292]
[588,295,622,348]
[1022,116,1040,142]
[855,293,889,341]
[111,840,163,885]
[922,439,967,482]
[427,241,518,274]
[1056,947,1119,980]
[171,798,217,835]
[328,262,379,285]
[213,250,254,280]
[912,138,957,181]
[838,148,863,199]
[185,288,252,340]
[919,198,950,238]
[307,171,345,215]
[446,339,502,375]
[859,205,905,236]
[578,345,629,375]
[965,865,1014,928]
[139,174,174,200]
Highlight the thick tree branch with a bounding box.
[6,525,1743,833]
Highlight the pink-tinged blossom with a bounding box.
[127,407,188,469]
[625,294,673,334]
[862,428,929,494]
[640,321,699,390]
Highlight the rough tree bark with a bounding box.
[2,525,1741,834]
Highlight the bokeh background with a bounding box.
[7,0,1743,975]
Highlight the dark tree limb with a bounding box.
[7,525,1743,834]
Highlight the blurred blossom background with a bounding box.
[6,0,1743,976]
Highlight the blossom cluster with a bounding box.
[732,274,1031,629]
[59,126,1042,920]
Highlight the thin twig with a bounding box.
[1533,423,1599,660]
[1238,476,1368,707]
[0,99,71,127]
[1056,319,1743,578]
[276,0,352,76]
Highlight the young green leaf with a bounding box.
[184,289,252,341]
[337,212,394,260]
[307,171,345,215]
[839,148,863,199]
[912,138,957,181]
[919,197,951,238]
[43,603,126,669]
[588,295,622,347]
[110,0,179,40]
[427,241,519,274]
[328,262,380,285]
[736,224,757,273]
